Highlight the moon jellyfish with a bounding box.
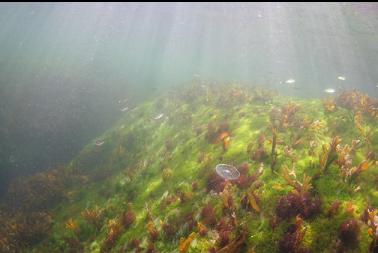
[215,164,240,180]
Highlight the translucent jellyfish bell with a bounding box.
[215,164,240,180]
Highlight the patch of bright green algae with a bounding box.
[29,85,377,253]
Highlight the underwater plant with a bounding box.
[354,111,373,148]
[207,170,227,193]
[176,188,194,204]
[162,221,176,240]
[336,219,361,252]
[146,242,158,253]
[201,203,217,227]
[216,217,236,248]
[81,205,103,231]
[220,131,232,151]
[248,133,268,162]
[121,203,136,229]
[251,86,275,104]
[179,232,197,253]
[335,139,372,182]
[0,210,53,252]
[5,166,68,213]
[363,208,378,253]
[215,229,247,253]
[236,162,264,192]
[127,238,142,252]
[65,218,80,236]
[160,193,179,210]
[206,121,229,143]
[215,86,251,108]
[235,163,252,189]
[0,214,17,252]
[323,97,337,112]
[276,166,320,220]
[220,183,235,213]
[240,168,264,214]
[281,102,300,129]
[147,221,159,242]
[335,90,378,118]
[327,200,342,218]
[342,159,371,183]
[218,229,232,248]
[206,121,232,151]
[102,219,123,251]
[246,191,261,213]
[162,168,173,181]
[283,145,298,164]
[270,126,278,171]
[191,181,199,191]
[270,102,300,130]
[278,216,309,253]
[14,212,52,247]
[308,119,326,136]
[318,136,341,175]
[197,151,212,165]
[197,222,208,237]
[63,236,83,253]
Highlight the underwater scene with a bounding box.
[0,2,378,253]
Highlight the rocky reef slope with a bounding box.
[1,84,377,253]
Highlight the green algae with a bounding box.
[20,85,377,253]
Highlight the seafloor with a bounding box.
[0,84,377,253]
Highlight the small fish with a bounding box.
[120,107,129,112]
[95,140,105,146]
[285,79,296,84]
[337,76,346,81]
[154,113,164,120]
[324,88,336,94]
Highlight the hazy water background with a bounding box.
[0,2,377,195]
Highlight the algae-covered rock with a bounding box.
[2,84,377,253]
